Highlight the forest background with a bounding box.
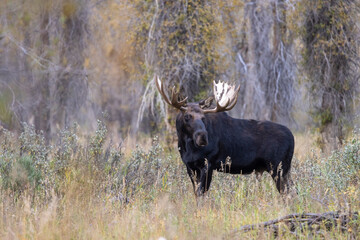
[0,0,359,239]
[1,0,359,149]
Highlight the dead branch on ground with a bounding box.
[226,211,359,238]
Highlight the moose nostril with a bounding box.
[195,131,206,139]
[194,131,208,147]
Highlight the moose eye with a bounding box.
[184,114,192,122]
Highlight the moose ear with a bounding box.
[199,97,214,109]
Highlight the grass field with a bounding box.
[0,123,359,239]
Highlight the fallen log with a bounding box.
[226,211,359,239]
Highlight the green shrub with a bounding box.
[8,156,42,193]
[293,131,360,203]
[321,133,360,191]
[1,121,359,215]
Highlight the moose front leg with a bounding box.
[195,166,213,197]
[186,166,198,194]
[187,162,213,197]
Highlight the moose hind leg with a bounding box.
[272,167,291,194]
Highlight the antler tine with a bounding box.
[155,76,188,111]
[225,85,240,110]
[203,81,240,114]
[155,76,172,106]
[170,86,188,108]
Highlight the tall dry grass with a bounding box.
[0,124,359,239]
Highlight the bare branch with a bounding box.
[227,211,359,238]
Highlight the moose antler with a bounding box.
[203,80,240,113]
[155,76,188,111]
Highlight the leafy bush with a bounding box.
[7,156,42,193]
[0,124,359,239]
[292,131,360,205]
[0,121,182,204]
[321,134,360,191]
[1,122,359,216]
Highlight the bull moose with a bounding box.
[155,77,294,197]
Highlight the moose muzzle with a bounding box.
[194,130,208,147]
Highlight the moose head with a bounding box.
[155,76,240,148]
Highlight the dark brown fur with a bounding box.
[176,103,294,197]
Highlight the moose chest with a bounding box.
[180,137,219,164]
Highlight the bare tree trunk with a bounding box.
[269,0,285,121]
[55,1,89,131]
[267,0,295,124]
[218,1,249,119]
[247,0,271,120]
[245,0,295,125]
[34,11,51,141]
